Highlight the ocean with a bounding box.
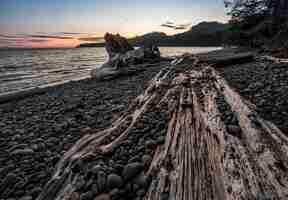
[0,47,221,96]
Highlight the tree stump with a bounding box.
[104,33,134,58]
[91,33,161,80]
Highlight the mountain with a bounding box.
[77,21,228,48]
[129,32,167,46]
[158,21,228,46]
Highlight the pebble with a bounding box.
[94,193,111,200]
[156,136,165,144]
[91,164,102,174]
[11,148,34,156]
[107,174,123,189]
[97,171,107,192]
[0,60,170,200]
[109,188,120,198]
[122,162,144,181]
[144,140,157,148]
[136,189,146,197]
[29,186,42,197]
[142,155,152,167]
[2,173,18,186]
[80,191,94,200]
[75,175,85,191]
[19,196,33,200]
[132,172,148,188]
[227,125,242,138]
[160,192,169,200]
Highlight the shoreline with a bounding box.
[0,59,171,199]
[0,47,221,105]
[0,77,90,104]
[0,59,171,105]
[1,48,288,199]
[0,46,223,104]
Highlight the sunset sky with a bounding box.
[0,0,229,48]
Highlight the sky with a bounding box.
[0,0,229,48]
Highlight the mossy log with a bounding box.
[38,61,288,200]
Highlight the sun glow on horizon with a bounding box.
[0,0,229,48]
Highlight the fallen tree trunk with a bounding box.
[198,52,255,67]
[38,61,288,200]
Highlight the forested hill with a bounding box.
[78,21,227,48]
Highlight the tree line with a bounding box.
[225,0,288,48]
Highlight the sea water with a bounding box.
[0,47,222,95]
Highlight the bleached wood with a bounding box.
[38,63,288,200]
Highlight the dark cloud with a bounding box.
[28,34,74,39]
[0,34,24,39]
[166,21,174,25]
[160,21,191,30]
[28,39,48,43]
[57,32,90,35]
[160,24,176,28]
[0,32,104,48]
[78,36,104,42]
[0,33,74,40]
[0,38,15,44]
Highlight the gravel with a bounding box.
[217,57,288,134]
[1,50,287,200]
[0,60,169,200]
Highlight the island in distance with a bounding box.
[77,21,228,48]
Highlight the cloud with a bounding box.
[28,39,48,43]
[160,24,176,29]
[0,32,105,48]
[0,34,24,39]
[27,34,74,39]
[0,33,75,40]
[160,21,191,30]
[78,36,104,42]
[0,32,76,48]
[56,32,90,35]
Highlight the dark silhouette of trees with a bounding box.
[225,0,288,48]
[228,0,268,29]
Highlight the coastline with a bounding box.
[0,59,171,199]
[0,77,88,104]
[1,48,288,199]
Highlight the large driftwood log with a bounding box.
[91,33,161,80]
[38,61,288,200]
[104,33,134,58]
[198,52,255,67]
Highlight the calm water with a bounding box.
[0,47,221,95]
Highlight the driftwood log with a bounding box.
[38,59,288,200]
[198,52,255,67]
[91,33,160,80]
[261,55,288,63]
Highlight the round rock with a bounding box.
[80,191,93,200]
[132,172,148,188]
[11,148,34,156]
[107,174,123,189]
[19,196,33,200]
[94,193,110,200]
[142,155,152,167]
[122,162,144,181]
[227,125,242,138]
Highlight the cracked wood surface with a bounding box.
[37,61,288,200]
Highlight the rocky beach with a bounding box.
[0,59,170,199]
[1,47,288,200]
